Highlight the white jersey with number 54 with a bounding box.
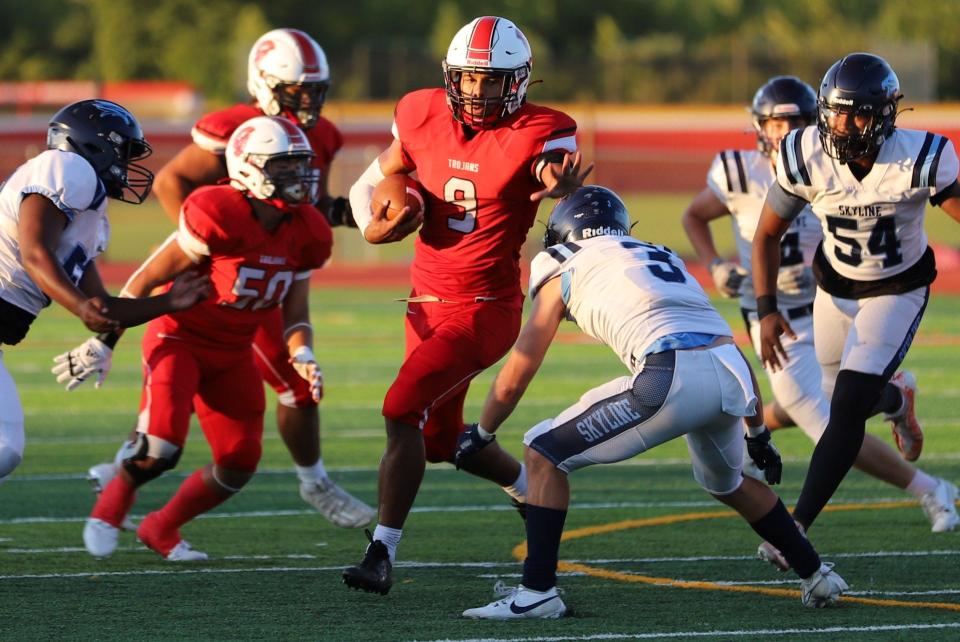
[776,125,958,282]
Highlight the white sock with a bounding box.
[906,470,939,498]
[372,524,403,563]
[502,464,528,502]
[296,459,328,485]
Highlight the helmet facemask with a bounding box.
[271,79,329,129]
[238,152,319,206]
[817,98,897,164]
[443,63,530,129]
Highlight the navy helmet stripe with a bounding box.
[911,132,935,188]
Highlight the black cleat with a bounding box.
[511,498,527,522]
[342,529,393,595]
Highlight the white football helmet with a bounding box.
[442,16,532,129]
[247,28,330,129]
[226,116,319,205]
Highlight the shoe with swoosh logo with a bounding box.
[462,585,566,620]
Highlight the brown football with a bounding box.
[371,174,425,221]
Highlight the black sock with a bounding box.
[870,382,903,416]
[521,504,567,591]
[750,499,820,578]
[794,370,886,527]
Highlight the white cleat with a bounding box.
[921,479,959,533]
[462,585,567,620]
[83,518,119,559]
[886,371,923,461]
[300,478,376,529]
[800,562,848,608]
[86,462,137,532]
[164,540,208,562]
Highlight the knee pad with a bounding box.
[121,432,182,484]
[0,444,23,480]
[214,437,262,472]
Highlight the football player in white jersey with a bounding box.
[0,99,208,484]
[682,76,957,543]
[754,53,960,539]
[460,186,847,619]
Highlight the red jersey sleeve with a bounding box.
[291,205,333,273]
[177,186,249,261]
[191,104,262,155]
[392,89,438,169]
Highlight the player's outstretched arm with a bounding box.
[478,276,566,433]
[153,143,225,224]
[752,202,795,372]
[530,151,594,202]
[283,278,322,403]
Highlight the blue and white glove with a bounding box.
[454,423,496,470]
[709,259,748,298]
[51,337,112,391]
[777,265,813,296]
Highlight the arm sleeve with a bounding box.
[765,182,809,221]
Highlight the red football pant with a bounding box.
[139,327,265,472]
[382,297,521,462]
[253,308,319,409]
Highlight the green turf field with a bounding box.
[1,286,959,641]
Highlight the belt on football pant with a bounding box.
[741,302,813,323]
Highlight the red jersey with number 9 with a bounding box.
[151,185,332,348]
[393,88,577,301]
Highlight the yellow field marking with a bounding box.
[511,500,960,612]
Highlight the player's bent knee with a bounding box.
[121,433,182,484]
[215,438,262,473]
[0,444,23,479]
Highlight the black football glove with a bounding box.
[745,429,783,485]
[324,196,356,227]
[453,423,495,470]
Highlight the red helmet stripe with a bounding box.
[466,16,499,63]
[286,29,319,73]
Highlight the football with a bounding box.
[371,174,425,221]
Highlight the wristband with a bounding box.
[756,295,778,320]
[476,425,495,442]
[97,331,121,349]
[292,345,316,363]
[746,423,768,438]
[708,257,724,271]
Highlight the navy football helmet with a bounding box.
[47,99,154,204]
[543,185,631,247]
[751,76,817,156]
[817,53,901,163]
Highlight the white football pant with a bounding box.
[0,350,25,483]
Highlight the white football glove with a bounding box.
[709,259,749,298]
[51,337,112,391]
[777,264,814,296]
[290,346,323,403]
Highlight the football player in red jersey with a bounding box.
[81,28,375,529]
[79,117,332,560]
[342,16,592,595]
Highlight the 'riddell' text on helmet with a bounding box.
[442,16,532,129]
[544,185,631,247]
[817,53,902,164]
[248,29,330,130]
[751,76,817,157]
[46,99,153,204]
[226,116,319,206]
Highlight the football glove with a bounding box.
[745,429,783,485]
[454,423,495,470]
[777,264,813,296]
[51,337,112,391]
[325,196,357,228]
[290,346,323,402]
[709,259,748,298]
